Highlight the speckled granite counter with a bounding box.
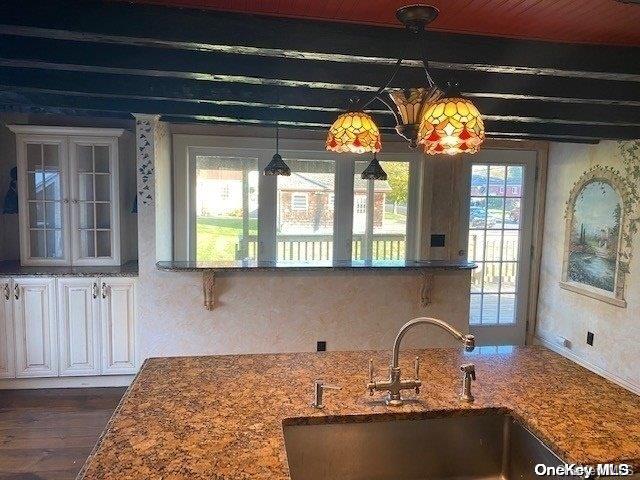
[0,260,138,277]
[156,259,476,272]
[78,346,640,479]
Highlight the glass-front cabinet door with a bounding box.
[10,126,124,267]
[69,137,120,266]
[17,136,71,265]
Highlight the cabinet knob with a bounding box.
[101,282,107,299]
[92,282,98,299]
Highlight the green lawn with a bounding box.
[197,216,257,261]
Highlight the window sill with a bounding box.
[156,259,476,272]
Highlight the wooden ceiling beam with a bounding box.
[4,88,639,140]
[1,70,639,126]
[2,0,640,76]
[1,37,639,107]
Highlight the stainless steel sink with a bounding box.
[283,412,569,480]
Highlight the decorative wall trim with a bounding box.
[560,149,640,306]
[535,334,640,395]
[134,114,160,207]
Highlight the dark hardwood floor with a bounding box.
[0,388,126,480]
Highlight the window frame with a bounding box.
[172,134,423,263]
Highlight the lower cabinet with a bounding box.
[100,278,136,374]
[0,275,137,381]
[0,278,15,379]
[13,277,58,378]
[57,278,101,376]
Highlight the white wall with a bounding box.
[134,119,473,359]
[536,140,640,392]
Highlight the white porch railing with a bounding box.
[236,233,406,261]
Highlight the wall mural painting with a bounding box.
[561,140,640,307]
[566,180,621,292]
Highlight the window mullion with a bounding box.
[366,177,374,260]
[257,153,277,261]
[334,158,354,261]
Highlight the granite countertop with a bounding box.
[78,346,640,479]
[156,259,477,272]
[0,260,138,277]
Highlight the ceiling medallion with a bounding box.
[325,4,485,157]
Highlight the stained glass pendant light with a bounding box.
[263,123,291,176]
[388,87,440,148]
[326,111,382,154]
[361,153,387,181]
[325,4,487,156]
[417,83,485,155]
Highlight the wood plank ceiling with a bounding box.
[120,0,640,47]
[1,0,639,143]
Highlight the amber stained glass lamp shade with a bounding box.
[418,97,485,155]
[326,111,382,154]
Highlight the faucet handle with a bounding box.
[367,359,376,395]
[461,363,476,380]
[312,380,341,409]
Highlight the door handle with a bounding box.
[92,282,98,299]
[101,282,107,299]
[3,283,9,301]
[14,283,19,300]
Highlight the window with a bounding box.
[277,159,335,261]
[468,164,523,326]
[195,155,258,261]
[353,160,409,261]
[175,137,420,264]
[291,193,309,211]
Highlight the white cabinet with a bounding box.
[13,277,58,378]
[0,275,136,381]
[100,278,136,374]
[8,126,125,267]
[57,278,101,376]
[0,278,15,379]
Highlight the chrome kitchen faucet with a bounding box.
[367,317,475,406]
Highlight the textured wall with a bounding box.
[536,140,640,391]
[137,269,472,357]
[134,119,472,360]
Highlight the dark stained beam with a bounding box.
[4,88,639,140]
[1,68,639,126]
[2,0,639,76]
[1,24,639,84]
[2,83,639,129]
[1,35,639,105]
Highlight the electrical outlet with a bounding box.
[316,341,326,352]
[430,234,446,248]
[586,331,594,346]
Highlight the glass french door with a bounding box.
[461,150,537,345]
